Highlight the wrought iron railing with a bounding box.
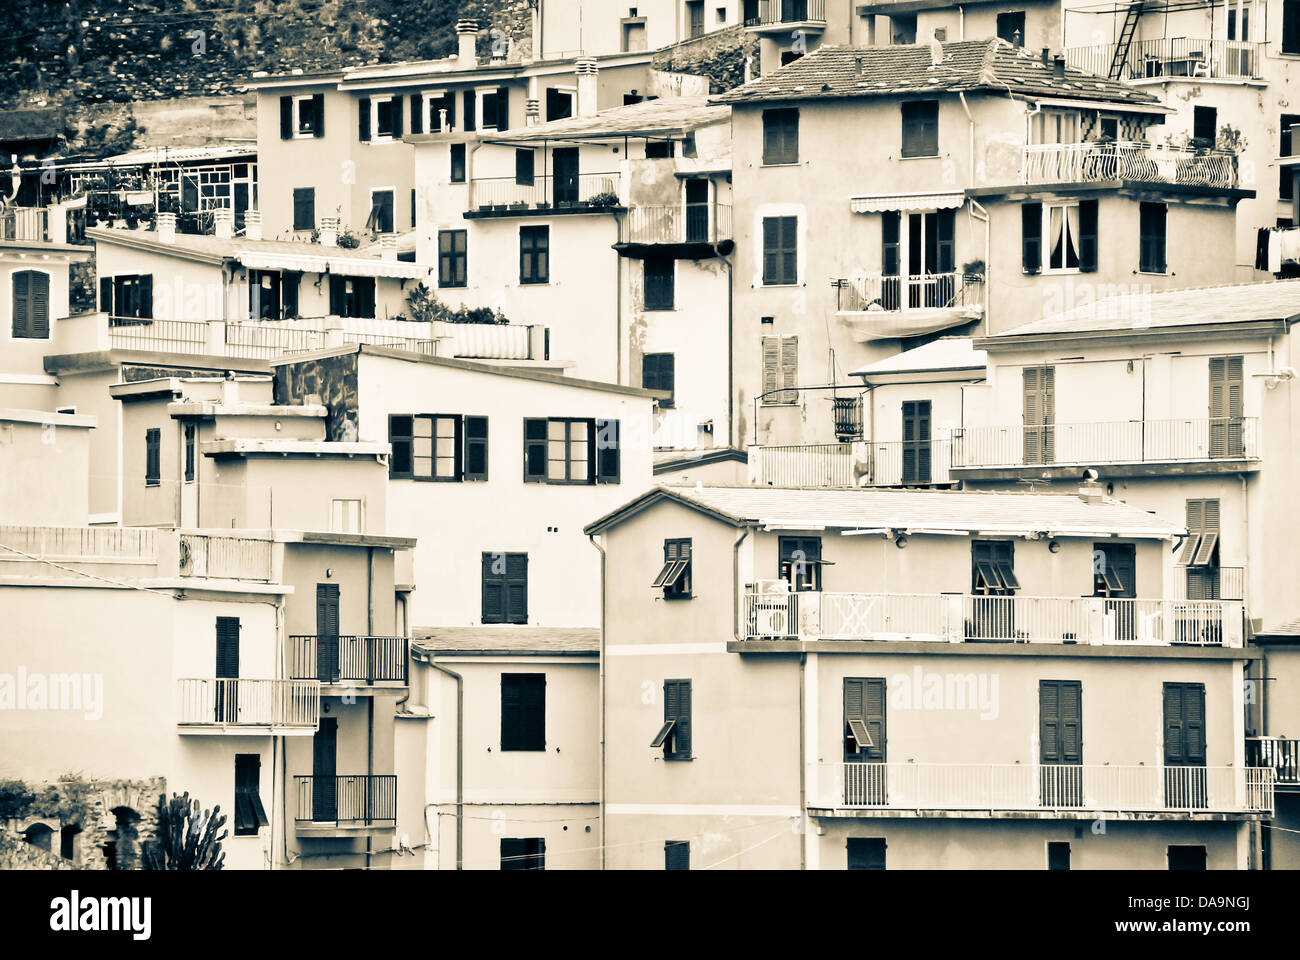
[1021,141,1239,189]
[294,774,397,825]
[834,272,984,313]
[468,172,621,212]
[1065,38,1263,82]
[288,635,409,684]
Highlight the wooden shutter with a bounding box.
[1208,357,1243,457]
[762,337,780,400]
[138,275,153,319]
[1164,683,1206,765]
[1022,203,1042,273]
[516,148,534,185]
[388,414,413,477]
[391,95,403,138]
[844,678,865,760]
[100,276,113,314]
[1040,680,1082,764]
[410,93,423,135]
[215,617,240,678]
[465,416,489,481]
[482,553,504,623]
[496,88,509,130]
[762,217,780,285]
[936,208,955,273]
[329,275,345,316]
[463,90,476,131]
[281,272,299,318]
[358,96,371,141]
[881,211,900,277]
[863,679,885,761]
[280,96,293,139]
[780,216,797,285]
[780,336,798,405]
[595,419,620,484]
[664,679,691,758]
[11,271,29,337]
[311,93,325,136]
[523,418,547,482]
[506,553,528,624]
[1041,366,1055,462]
[1023,366,1054,464]
[1078,199,1098,272]
[145,428,160,483]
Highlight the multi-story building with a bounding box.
[540,1,743,56]
[586,482,1271,868]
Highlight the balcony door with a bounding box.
[552,148,579,205]
[214,617,239,723]
[969,540,1018,641]
[316,583,340,683]
[1039,680,1082,806]
[1208,356,1244,458]
[1022,365,1056,464]
[1163,683,1207,809]
[844,678,886,806]
[684,178,710,243]
[905,210,955,308]
[312,717,338,822]
[1093,543,1136,641]
[901,400,932,484]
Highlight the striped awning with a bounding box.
[235,250,432,280]
[850,192,966,214]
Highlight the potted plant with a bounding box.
[587,190,620,209]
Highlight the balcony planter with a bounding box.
[509,201,528,211]
[492,203,508,212]
[535,201,551,210]
[587,191,621,209]
[478,203,492,212]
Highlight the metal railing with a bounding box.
[108,317,209,353]
[1021,141,1239,189]
[468,172,621,212]
[1065,38,1263,82]
[178,534,274,581]
[1172,566,1245,602]
[0,207,48,242]
[1247,738,1300,785]
[748,440,952,487]
[177,678,320,729]
[0,525,156,562]
[823,762,1273,814]
[835,272,985,313]
[951,418,1260,468]
[224,322,325,359]
[619,203,732,245]
[288,635,409,684]
[742,591,1244,647]
[747,0,827,26]
[294,774,397,825]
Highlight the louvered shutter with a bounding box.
[100,276,113,314]
[1163,684,1185,764]
[761,337,779,400]
[781,216,797,284]
[215,617,240,678]
[664,680,691,759]
[844,678,865,760]
[496,88,509,130]
[506,553,528,624]
[280,96,293,139]
[1208,357,1228,457]
[595,419,620,484]
[1078,199,1098,272]
[1040,681,1060,762]
[11,270,28,337]
[1226,356,1244,455]
[780,336,798,405]
[31,271,51,337]
[1041,366,1055,462]
[863,678,886,761]
[138,275,153,319]
[1022,203,1042,274]
[524,674,544,746]
[1060,681,1081,762]
[482,553,504,623]
[762,217,780,284]
[1184,685,1206,764]
[465,416,489,481]
[523,418,547,481]
[311,93,325,136]
[882,211,900,277]
[392,95,403,138]
[358,96,371,141]
[463,90,476,132]
[329,275,345,316]
[1023,367,1042,464]
[410,93,423,135]
[1203,499,1220,533]
[501,676,521,749]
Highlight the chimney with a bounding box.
[214,207,234,240]
[1041,47,1051,66]
[526,98,540,126]
[457,19,479,68]
[576,58,599,117]
[156,211,177,243]
[318,216,339,247]
[244,209,263,241]
[929,33,943,66]
[380,234,398,260]
[1078,480,1105,504]
[1053,54,1067,79]
[221,378,240,406]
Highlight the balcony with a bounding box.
[1172,565,1245,602]
[833,273,984,341]
[614,203,733,258]
[466,173,622,218]
[178,534,274,581]
[748,440,952,487]
[1065,38,1264,83]
[0,207,50,243]
[742,591,1244,647]
[814,762,1273,818]
[177,678,320,734]
[1247,738,1300,786]
[951,418,1260,477]
[0,525,156,563]
[294,775,397,836]
[1020,141,1240,190]
[288,635,409,687]
[745,0,827,32]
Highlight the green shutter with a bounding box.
[1078,199,1098,272]
[358,96,371,141]
[1022,203,1042,274]
[311,93,325,137]
[280,96,293,139]
[12,270,29,337]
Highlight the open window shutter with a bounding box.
[281,272,299,319]
[507,554,528,624]
[844,678,865,758]
[410,93,423,135]
[1060,681,1081,763]
[1203,499,1220,534]
[595,419,620,484]
[280,96,293,139]
[138,274,153,319]
[1022,202,1042,274]
[864,679,886,761]
[358,96,371,141]
[762,217,779,284]
[780,337,798,405]
[99,276,113,314]
[1041,366,1055,462]
[482,554,504,623]
[329,275,345,315]
[936,208,955,273]
[1078,199,1098,272]
[215,617,240,678]
[1185,685,1206,764]
[882,211,900,277]
[12,271,29,337]
[311,94,325,136]
[392,95,403,138]
[665,680,690,757]
[463,90,476,132]
[523,418,547,481]
[762,337,779,399]
[497,88,509,130]
[1186,498,1205,549]
[361,277,376,318]
[1208,357,1226,457]
[1022,367,1041,464]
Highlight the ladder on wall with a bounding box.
[1109,1,1145,80]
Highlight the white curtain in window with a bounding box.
[1049,206,1064,268]
[1066,205,1080,265]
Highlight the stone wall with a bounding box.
[0,776,165,870]
[651,24,758,93]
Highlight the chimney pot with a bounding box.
[244,209,263,241]
[456,18,479,67]
[156,212,177,243]
[318,216,340,247]
[576,58,599,117]
[213,207,234,240]
[1053,54,1066,79]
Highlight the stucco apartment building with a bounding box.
[586,483,1271,869]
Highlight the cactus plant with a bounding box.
[142,792,227,871]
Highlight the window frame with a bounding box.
[371,94,401,141]
[761,216,799,286]
[1139,201,1168,275]
[779,536,823,592]
[643,256,675,309]
[1041,201,1082,274]
[450,143,467,183]
[641,352,675,407]
[500,672,546,751]
[519,224,550,285]
[387,413,489,482]
[438,229,468,288]
[11,268,51,340]
[900,100,940,159]
[292,94,321,139]
[653,538,693,600]
[761,108,799,166]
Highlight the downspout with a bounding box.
[366,546,375,868]
[798,651,806,870]
[720,250,735,448]
[587,533,607,870]
[732,526,750,642]
[427,660,464,869]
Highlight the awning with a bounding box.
[841,306,982,342]
[850,192,966,214]
[235,250,432,280]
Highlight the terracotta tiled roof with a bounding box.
[413,627,600,655]
[713,39,1160,108]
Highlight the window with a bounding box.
[248,269,282,320]
[360,95,402,141]
[1099,115,1119,140]
[330,499,363,533]
[522,418,619,484]
[546,88,574,122]
[501,837,545,870]
[1022,201,1096,274]
[1168,845,1207,870]
[652,539,692,599]
[1029,108,1079,145]
[438,230,467,287]
[641,352,675,406]
[280,94,324,139]
[1139,202,1167,274]
[1045,202,1080,271]
[1285,0,1300,55]
[761,335,798,405]
[1047,841,1071,870]
[387,414,488,481]
[368,189,395,234]
[1179,499,1221,567]
[901,100,939,158]
[427,92,456,132]
[1193,105,1217,143]
[972,541,1019,594]
[847,838,886,870]
[1281,114,1300,199]
[779,50,803,66]
[1022,364,1055,464]
[645,140,674,159]
[107,274,153,320]
[1208,355,1245,459]
[500,673,545,750]
[515,148,535,186]
[482,88,509,130]
[762,108,799,165]
[644,257,674,309]
[328,275,376,318]
[145,428,161,486]
[844,678,886,762]
[450,143,467,183]
[779,536,822,592]
[1039,680,1082,805]
[651,679,692,760]
[483,552,527,624]
[665,840,690,870]
[463,90,477,132]
[292,188,315,231]
[11,270,50,339]
[183,422,196,483]
[762,216,798,285]
[996,11,1025,46]
[520,225,550,284]
[687,0,705,37]
[622,19,648,52]
[233,755,268,837]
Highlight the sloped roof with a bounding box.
[851,337,986,379]
[413,627,599,655]
[983,279,1300,341]
[713,39,1161,108]
[586,484,1183,538]
[486,97,730,143]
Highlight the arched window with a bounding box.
[12,269,50,339]
[22,822,54,852]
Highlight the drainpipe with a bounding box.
[587,532,607,870]
[798,652,806,870]
[719,250,735,447]
[732,526,750,642]
[426,659,463,869]
[366,546,375,868]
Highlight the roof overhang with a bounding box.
[1029,97,1174,116]
[850,191,966,214]
[235,250,432,279]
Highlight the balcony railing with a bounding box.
[835,272,984,314]
[468,173,621,213]
[288,635,409,684]
[746,0,827,26]
[951,418,1260,469]
[0,525,156,562]
[820,762,1273,815]
[179,534,274,581]
[619,203,732,245]
[177,678,320,730]
[1021,141,1239,189]
[1247,738,1300,785]
[1172,566,1245,602]
[0,207,49,242]
[294,774,397,826]
[748,440,952,487]
[108,317,209,353]
[743,591,1244,647]
[1065,38,1263,82]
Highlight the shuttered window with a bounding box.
[844,678,886,761]
[1163,683,1207,766]
[779,536,822,592]
[233,754,268,836]
[761,336,798,405]
[184,421,197,483]
[450,143,467,183]
[972,540,1019,594]
[145,428,161,486]
[368,190,395,234]
[500,673,545,750]
[215,617,240,678]
[652,538,693,599]
[438,230,468,287]
[644,257,675,309]
[1179,499,1221,568]
[642,353,675,407]
[665,840,690,870]
[1021,202,1042,274]
[500,837,545,870]
[465,416,489,481]
[882,210,900,277]
[1139,202,1167,274]
[483,552,528,625]
[1039,680,1082,765]
[1077,198,1098,272]
[11,270,49,339]
[522,417,618,484]
[762,216,798,285]
[1022,365,1056,464]
[292,188,315,231]
[463,90,477,132]
[520,225,549,284]
[847,838,886,870]
[762,108,798,165]
[595,418,620,483]
[387,413,486,482]
[1208,356,1245,458]
[900,100,939,157]
[663,679,692,760]
[515,148,535,186]
[109,274,153,320]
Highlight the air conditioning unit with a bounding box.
[751,580,793,637]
